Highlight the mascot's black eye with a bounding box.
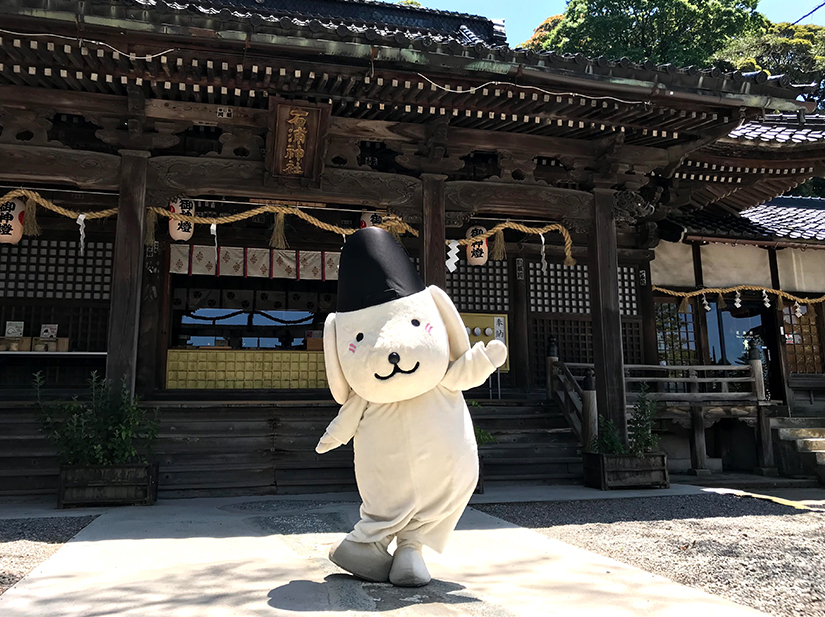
[356,333,364,342]
[411,319,420,327]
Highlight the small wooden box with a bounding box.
[306,338,324,351]
[0,337,32,351]
[32,337,69,352]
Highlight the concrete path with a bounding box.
[0,488,769,616]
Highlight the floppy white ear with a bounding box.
[323,313,350,405]
[429,285,471,361]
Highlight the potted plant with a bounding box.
[583,384,669,490]
[36,372,160,508]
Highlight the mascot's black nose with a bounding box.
[388,352,400,365]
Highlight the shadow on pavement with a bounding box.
[268,575,480,612]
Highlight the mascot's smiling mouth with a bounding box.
[375,362,420,380]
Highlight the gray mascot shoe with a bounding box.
[329,537,393,582]
[389,545,431,587]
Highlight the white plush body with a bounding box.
[318,286,506,553]
[322,342,496,552]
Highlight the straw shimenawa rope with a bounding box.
[2,189,576,265]
[653,285,825,307]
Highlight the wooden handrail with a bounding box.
[559,361,585,399]
[558,360,764,405]
[565,362,751,372]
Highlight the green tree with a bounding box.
[715,22,825,109]
[542,0,765,66]
[397,0,422,6]
[522,15,564,50]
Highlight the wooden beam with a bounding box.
[588,188,627,443]
[148,159,421,208]
[0,84,128,116]
[106,150,150,396]
[0,144,121,190]
[421,174,446,289]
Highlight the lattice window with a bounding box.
[783,305,823,374]
[654,300,699,366]
[445,260,509,312]
[621,321,643,364]
[0,238,113,300]
[528,261,638,316]
[618,266,639,317]
[528,261,590,314]
[530,316,643,387]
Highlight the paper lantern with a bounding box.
[360,211,383,229]
[169,198,195,242]
[0,198,25,245]
[465,225,488,266]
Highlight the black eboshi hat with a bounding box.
[336,227,425,313]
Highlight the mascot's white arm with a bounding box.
[316,391,368,453]
[440,339,507,392]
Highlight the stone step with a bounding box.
[771,417,825,429]
[796,438,825,453]
[479,443,582,459]
[482,428,577,445]
[816,452,825,465]
[778,427,825,440]
[472,414,570,431]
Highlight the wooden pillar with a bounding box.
[638,261,660,365]
[106,150,150,395]
[511,256,531,391]
[588,189,627,443]
[688,368,711,475]
[421,174,446,289]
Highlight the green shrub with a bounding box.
[627,383,659,457]
[592,414,627,455]
[36,371,158,466]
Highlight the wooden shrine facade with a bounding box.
[0,0,820,445]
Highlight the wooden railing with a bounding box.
[547,354,775,474]
[555,361,766,406]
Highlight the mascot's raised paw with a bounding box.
[484,339,507,368]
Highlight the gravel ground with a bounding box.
[0,516,96,596]
[475,494,825,617]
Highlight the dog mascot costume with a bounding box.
[316,227,507,587]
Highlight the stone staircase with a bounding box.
[771,417,825,484]
[470,400,583,485]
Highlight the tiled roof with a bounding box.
[728,114,825,144]
[57,0,809,103]
[132,0,506,46]
[667,197,825,243]
[742,197,825,241]
[667,209,777,241]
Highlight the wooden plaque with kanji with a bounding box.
[265,99,329,187]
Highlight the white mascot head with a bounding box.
[324,227,470,404]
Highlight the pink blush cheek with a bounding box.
[348,343,357,353]
[424,323,434,335]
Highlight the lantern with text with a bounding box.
[0,198,25,245]
[360,212,384,229]
[169,198,195,242]
[466,225,488,266]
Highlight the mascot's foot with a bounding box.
[329,538,393,582]
[389,545,431,587]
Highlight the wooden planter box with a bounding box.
[583,453,669,491]
[58,463,158,508]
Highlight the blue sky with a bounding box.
[419,0,823,48]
